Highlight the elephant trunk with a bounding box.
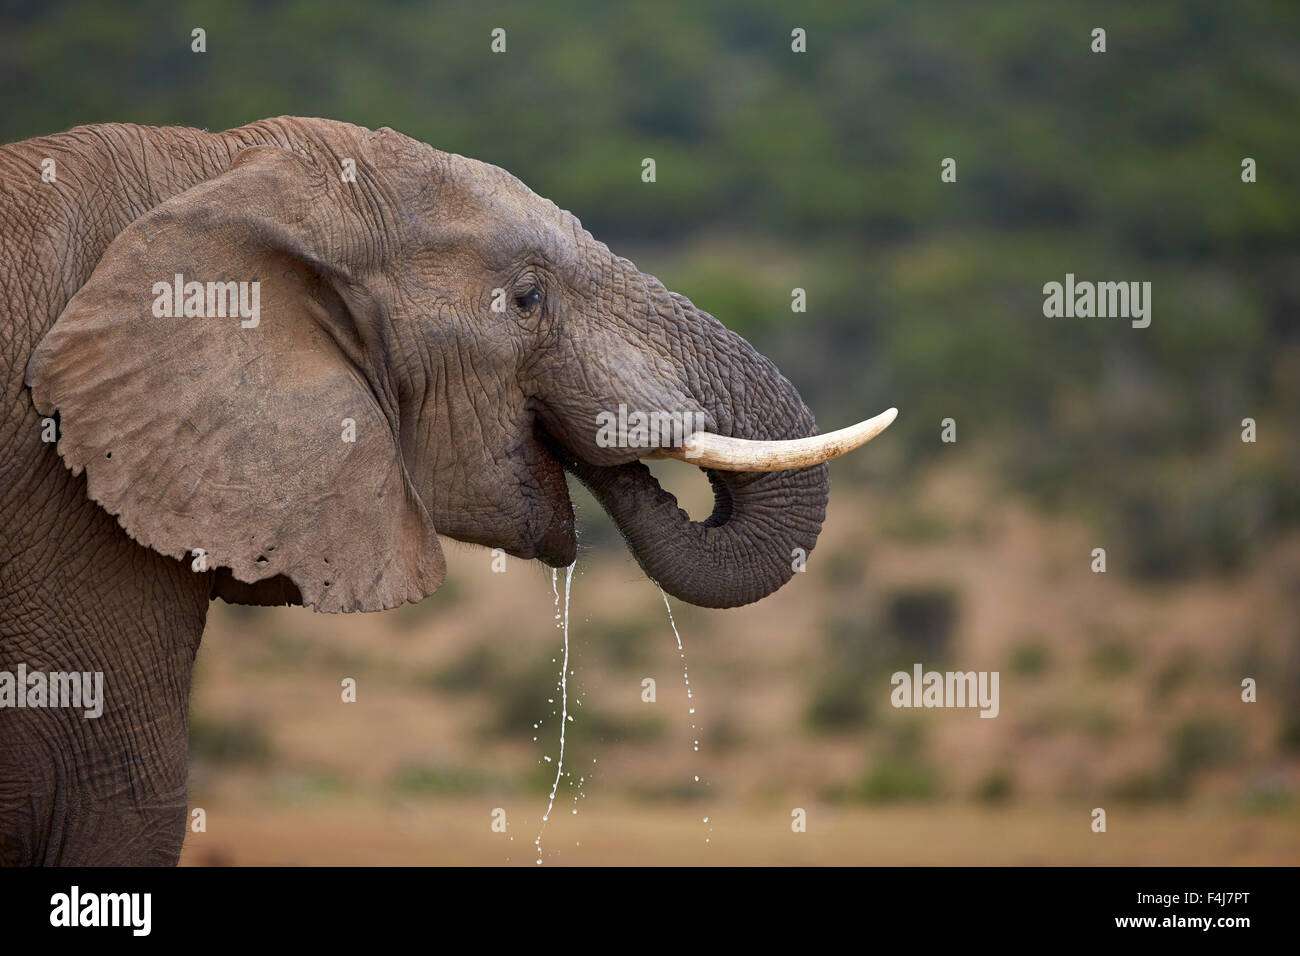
[556,295,830,609]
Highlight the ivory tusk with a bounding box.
[644,407,898,471]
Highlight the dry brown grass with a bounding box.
[188,463,1300,865]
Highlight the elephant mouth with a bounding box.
[528,404,897,561]
[532,419,724,553]
[533,421,722,522]
[525,421,582,568]
[527,404,894,607]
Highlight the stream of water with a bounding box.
[532,568,710,863]
[660,588,711,844]
[534,563,574,864]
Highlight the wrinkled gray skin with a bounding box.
[0,118,827,864]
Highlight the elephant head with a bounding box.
[25,119,892,612]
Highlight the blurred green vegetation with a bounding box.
[390,763,504,797]
[1009,636,1052,677]
[13,2,1299,817]
[3,0,1296,576]
[974,769,1016,805]
[1110,716,1247,803]
[190,714,272,766]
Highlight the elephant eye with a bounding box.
[516,287,542,311]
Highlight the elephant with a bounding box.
[0,117,892,864]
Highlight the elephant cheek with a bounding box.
[424,432,576,567]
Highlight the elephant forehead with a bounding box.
[428,153,587,267]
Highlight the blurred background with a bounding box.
[4,0,1298,863]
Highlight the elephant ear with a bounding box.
[25,145,445,612]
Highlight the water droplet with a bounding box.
[535,562,575,866]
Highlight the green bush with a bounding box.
[974,769,1015,805]
[806,672,871,733]
[189,715,271,766]
[390,763,498,796]
[858,757,940,804]
[1009,638,1051,676]
[1170,718,1244,774]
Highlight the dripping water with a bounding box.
[660,588,711,845]
[535,562,574,864]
